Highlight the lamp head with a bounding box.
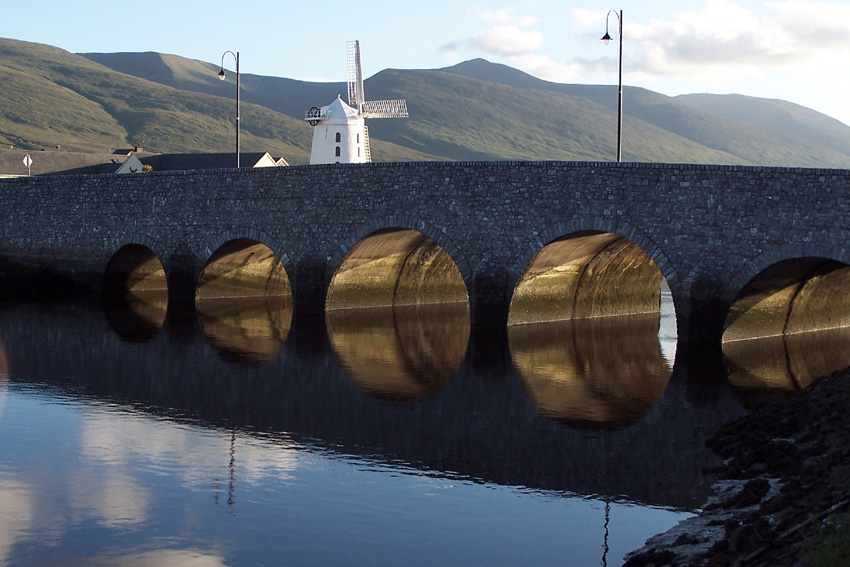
[218,69,227,80]
[601,32,612,45]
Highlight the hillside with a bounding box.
[676,93,850,159]
[1,37,849,167]
[0,39,314,162]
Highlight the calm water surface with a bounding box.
[0,292,794,566]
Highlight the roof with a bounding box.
[317,96,362,124]
[0,149,139,177]
[0,149,286,177]
[139,152,279,171]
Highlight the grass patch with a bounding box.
[804,513,850,566]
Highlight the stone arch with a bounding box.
[507,218,677,325]
[102,240,169,342]
[103,234,169,275]
[195,229,292,303]
[194,230,294,362]
[721,244,850,392]
[102,239,169,296]
[508,218,676,291]
[199,228,292,277]
[722,240,850,307]
[325,214,473,301]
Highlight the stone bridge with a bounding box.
[1,160,849,360]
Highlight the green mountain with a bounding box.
[675,93,850,160]
[0,38,313,162]
[1,37,849,167]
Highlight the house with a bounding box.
[0,149,144,178]
[0,149,287,178]
[139,152,285,172]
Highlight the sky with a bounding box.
[5,0,850,126]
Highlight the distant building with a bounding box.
[0,149,144,178]
[0,149,286,178]
[139,152,284,172]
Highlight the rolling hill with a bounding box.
[1,37,849,167]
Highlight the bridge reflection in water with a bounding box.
[197,297,293,363]
[509,314,671,429]
[723,258,850,400]
[326,304,469,400]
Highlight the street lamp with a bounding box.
[218,51,240,168]
[601,10,623,162]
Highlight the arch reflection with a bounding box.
[723,258,850,396]
[509,315,672,429]
[103,244,168,342]
[197,297,292,364]
[724,329,850,396]
[326,303,470,401]
[196,240,293,363]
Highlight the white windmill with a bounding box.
[305,40,408,164]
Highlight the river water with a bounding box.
[0,291,797,566]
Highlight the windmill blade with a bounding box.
[347,40,365,111]
[360,100,409,119]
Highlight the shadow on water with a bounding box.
[0,295,752,511]
[104,290,168,343]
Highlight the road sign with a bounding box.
[23,154,32,176]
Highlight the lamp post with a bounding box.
[218,51,240,168]
[601,10,623,162]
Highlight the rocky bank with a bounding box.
[624,368,850,566]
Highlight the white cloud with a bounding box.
[443,5,576,79]
[0,479,34,565]
[474,7,539,27]
[471,25,543,56]
[621,1,850,78]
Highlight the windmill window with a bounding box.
[335,147,341,157]
[335,132,341,143]
[357,133,360,143]
[358,147,361,157]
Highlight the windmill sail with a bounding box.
[361,99,408,118]
[347,40,408,119]
[347,41,365,111]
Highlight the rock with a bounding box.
[624,367,850,566]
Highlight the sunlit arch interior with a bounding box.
[196,239,291,302]
[326,228,470,399]
[326,228,469,311]
[196,239,293,363]
[508,231,663,326]
[104,244,168,298]
[723,257,850,393]
[102,244,168,340]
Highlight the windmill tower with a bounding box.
[305,40,408,164]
